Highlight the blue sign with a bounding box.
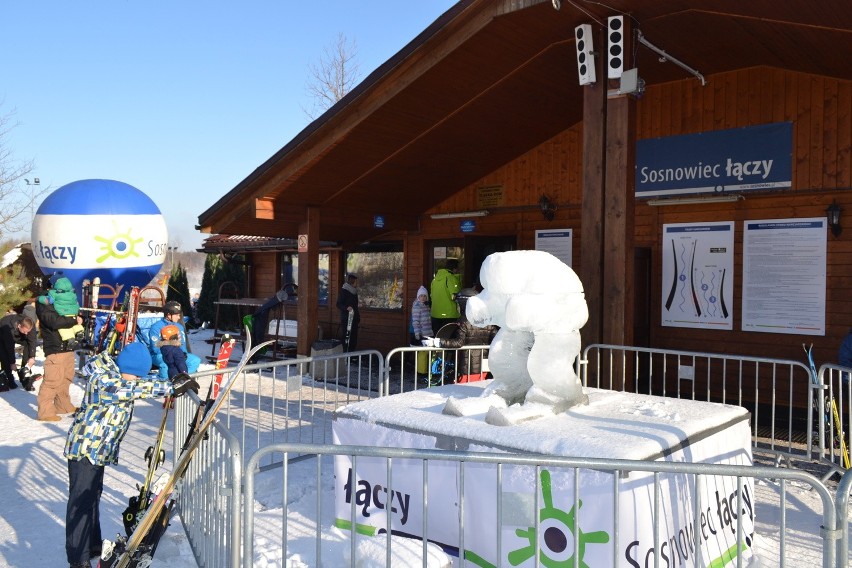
[636,122,792,198]
[460,219,477,233]
[373,215,385,228]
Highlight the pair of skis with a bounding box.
[99,333,255,568]
[804,343,850,469]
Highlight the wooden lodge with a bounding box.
[197,0,852,376]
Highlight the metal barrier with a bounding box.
[818,363,852,479]
[242,443,840,568]
[383,344,491,396]
[171,349,382,566]
[173,388,243,568]
[581,344,820,467]
[172,345,852,567]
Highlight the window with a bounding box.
[279,253,330,305]
[346,251,403,309]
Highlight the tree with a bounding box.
[165,262,191,318]
[0,241,31,312]
[0,105,44,238]
[197,253,247,330]
[303,33,361,119]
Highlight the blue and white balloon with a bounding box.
[31,179,169,292]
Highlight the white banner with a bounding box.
[333,416,754,567]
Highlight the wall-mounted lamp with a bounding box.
[539,195,557,221]
[430,210,489,220]
[826,199,843,237]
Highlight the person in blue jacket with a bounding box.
[147,301,200,379]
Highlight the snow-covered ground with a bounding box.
[0,327,846,566]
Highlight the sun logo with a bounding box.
[507,469,610,568]
[94,227,143,264]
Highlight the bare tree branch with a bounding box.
[0,104,45,238]
[303,33,361,120]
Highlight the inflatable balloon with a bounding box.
[31,179,169,293]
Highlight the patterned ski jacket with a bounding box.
[410,299,433,338]
[64,354,173,466]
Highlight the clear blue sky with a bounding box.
[2,1,458,249]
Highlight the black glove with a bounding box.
[171,373,200,397]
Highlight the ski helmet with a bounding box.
[160,324,180,341]
[455,287,478,311]
[164,301,183,315]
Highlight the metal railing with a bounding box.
[383,344,491,396]
[818,363,852,479]
[173,383,243,568]
[170,346,852,567]
[242,443,841,568]
[581,344,819,466]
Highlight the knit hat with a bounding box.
[417,286,429,299]
[160,324,180,341]
[116,342,152,377]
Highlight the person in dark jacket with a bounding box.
[36,278,83,421]
[336,273,360,351]
[0,313,36,391]
[434,288,498,383]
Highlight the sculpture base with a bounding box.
[333,382,754,567]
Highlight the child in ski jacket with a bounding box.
[157,324,188,379]
[64,343,199,568]
[411,286,433,342]
[147,301,201,379]
[39,276,84,343]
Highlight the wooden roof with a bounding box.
[197,0,852,245]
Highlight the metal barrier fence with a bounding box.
[242,443,841,568]
[581,344,822,467]
[383,345,491,396]
[818,363,852,479]
[171,345,852,567]
[173,387,243,568]
[171,349,383,565]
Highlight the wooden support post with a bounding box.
[297,207,320,356]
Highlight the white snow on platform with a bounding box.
[335,382,749,460]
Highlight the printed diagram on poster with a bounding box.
[662,222,734,330]
[534,229,572,266]
[742,218,826,335]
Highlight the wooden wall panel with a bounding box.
[635,66,852,382]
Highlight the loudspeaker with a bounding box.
[607,15,624,79]
[574,24,595,85]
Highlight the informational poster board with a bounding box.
[661,222,734,330]
[534,229,572,266]
[742,218,827,335]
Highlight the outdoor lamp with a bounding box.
[539,195,557,221]
[826,199,843,237]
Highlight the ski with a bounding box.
[344,309,354,352]
[121,402,171,538]
[99,332,271,568]
[804,343,850,469]
[211,334,236,400]
[121,286,141,348]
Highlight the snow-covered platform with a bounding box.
[333,382,755,567]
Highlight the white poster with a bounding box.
[742,218,827,335]
[535,229,572,266]
[661,222,734,330]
